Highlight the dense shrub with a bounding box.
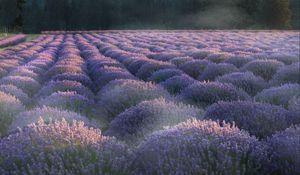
[170,57,194,66]
[0,84,31,105]
[241,59,284,80]
[179,82,250,107]
[270,54,299,65]
[217,71,268,96]
[205,53,231,63]
[129,119,267,175]
[255,83,300,108]
[0,119,128,174]
[9,106,92,132]
[198,63,238,81]
[45,65,85,80]
[271,63,300,85]
[204,101,292,138]
[96,80,170,121]
[127,59,149,75]
[94,71,136,90]
[106,98,203,143]
[267,125,300,175]
[136,61,176,80]
[160,75,196,95]
[8,68,40,82]
[51,73,94,89]
[148,68,184,83]
[38,91,94,117]
[35,80,94,99]
[0,91,25,136]
[0,76,41,96]
[224,55,255,68]
[0,68,8,78]
[179,60,210,78]
[289,97,300,114]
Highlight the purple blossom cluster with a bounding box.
[129,119,268,175]
[267,125,300,175]
[0,31,299,174]
[179,81,250,107]
[204,101,293,138]
[106,98,203,144]
[0,34,27,48]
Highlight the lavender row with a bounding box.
[0,34,27,48]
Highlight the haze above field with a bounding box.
[0,0,299,33]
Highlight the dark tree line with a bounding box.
[0,0,297,33]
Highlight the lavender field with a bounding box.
[0,31,299,175]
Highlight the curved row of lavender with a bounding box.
[0,31,299,175]
[0,34,27,48]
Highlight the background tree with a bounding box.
[257,0,291,29]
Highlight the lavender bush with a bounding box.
[0,119,129,174]
[106,98,203,144]
[0,76,41,96]
[35,80,94,99]
[129,119,268,175]
[96,79,170,121]
[241,59,284,80]
[179,82,250,107]
[0,84,31,105]
[38,91,94,117]
[136,61,176,80]
[267,125,300,175]
[51,73,94,89]
[170,56,194,66]
[255,83,300,108]
[179,60,210,78]
[0,35,27,48]
[198,63,238,81]
[204,101,292,138]
[224,55,255,68]
[9,106,93,132]
[271,63,300,86]
[289,97,300,114]
[160,74,196,95]
[0,91,25,136]
[8,68,40,82]
[148,68,184,83]
[216,71,268,96]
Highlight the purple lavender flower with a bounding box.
[0,76,41,96]
[224,55,255,68]
[0,91,25,136]
[129,119,268,175]
[198,63,238,81]
[179,81,250,107]
[136,61,176,80]
[38,91,94,117]
[96,79,170,121]
[0,119,129,174]
[241,59,284,80]
[35,80,94,99]
[160,74,196,95]
[267,125,300,175]
[255,83,300,108]
[106,98,203,144]
[148,68,184,83]
[204,101,292,138]
[179,59,210,78]
[217,71,268,96]
[271,63,300,86]
[169,56,194,66]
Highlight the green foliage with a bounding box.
[0,0,296,33]
[257,0,291,29]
